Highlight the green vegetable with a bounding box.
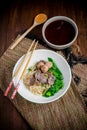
[28,65,36,72]
[48,57,62,75]
[41,83,46,87]
[28,68,32,72]
[43,57,64,97]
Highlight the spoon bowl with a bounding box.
[34,13,47,25]
[10,13,47,49]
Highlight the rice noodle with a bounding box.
[23,72,46,95]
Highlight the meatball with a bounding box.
[36,61,45,69]
[45,62,52,69]
[41,65,48,73]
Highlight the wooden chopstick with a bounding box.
[11,41,38,99]
[14,39,35,77]
[20,41,38,79]
[4,39,36,97]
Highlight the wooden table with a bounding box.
[0,0,87,130]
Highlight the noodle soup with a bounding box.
[23,57,64,97]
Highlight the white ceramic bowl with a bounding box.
[42,16,78,50]
[12,49,72,104]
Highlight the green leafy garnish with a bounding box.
[28,65,36,72]
[28,68,32,72]
[43,57,64,97]
[41,83,46,87]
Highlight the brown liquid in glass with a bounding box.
[45,20,75,45]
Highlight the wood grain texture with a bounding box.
[0,37,87,130]
[0,0,87,130]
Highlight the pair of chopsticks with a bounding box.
[4,39,38,99]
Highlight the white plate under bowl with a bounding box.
[12,49,72,104]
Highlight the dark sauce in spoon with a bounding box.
[45,20,75,45]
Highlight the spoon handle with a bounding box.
[10,24,36,49]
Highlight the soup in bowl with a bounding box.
[42,16,78,49]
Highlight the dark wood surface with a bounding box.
[0,0,87,130]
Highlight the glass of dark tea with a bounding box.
[42,16,78,49]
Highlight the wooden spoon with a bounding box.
[10,13,47,49]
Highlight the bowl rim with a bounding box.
[42,16,78,49]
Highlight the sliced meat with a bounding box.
[34,70,41,79]
[35,80,41,86]
[29,77,36,86]
[34,70,48,84]
[48,74,55,85]
[34,70,55,85]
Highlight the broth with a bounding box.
[45,20,75,45]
